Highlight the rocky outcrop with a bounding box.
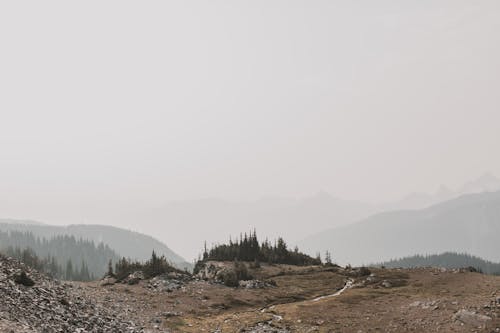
[0,255,142,332]
[239,279,276,289]
[99,274,117,286]
[195,261,229,281]
[123,271,145,285]
[147,272,191,292]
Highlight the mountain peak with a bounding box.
[459,172,500,194]
[477,171,499,182]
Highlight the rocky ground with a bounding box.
[80,262,499,332]
[0,255,143,333]
[1,257,499,332]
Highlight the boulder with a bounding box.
[453,309,492,327]
[100,276,116,286]
[238,279,275,289]
[123,271,144,285]
[147,274,185,292]
[381,280,392,288]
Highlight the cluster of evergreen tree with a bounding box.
[3,246,94,281]
[111,251,182,281]
[379,252,500,275]
[197,231,322,267]
[0,230,120,279]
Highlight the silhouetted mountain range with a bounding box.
[128,193,376,260]
[381,172,500,211]
[298,190,500,265]
[128,173,500,260]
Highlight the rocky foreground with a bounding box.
[1,257,500,332]
[79,262,500,332]
[0,255,143,333]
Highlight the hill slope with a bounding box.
[298,191,500,265]
[0,254,142,332]
[0,230,120,279]
[0,221,190,270]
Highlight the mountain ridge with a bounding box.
[0,221,191,270]
[298,190,500,266]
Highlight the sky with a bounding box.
[1,1,500,247]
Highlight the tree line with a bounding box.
[0,230,120,279]
[109,251,183,281]
[379,252,500,275]
[196,230,322,271]
[3,246,94,281]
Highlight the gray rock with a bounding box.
[123,271,145,285]
[100,276,117,286]
[381,280,392,288]
[0,254,143,332]
[238,280,274,289]
[453,309,492,327]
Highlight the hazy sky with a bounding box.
[1,1,500,227]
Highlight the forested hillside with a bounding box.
[0,230,120,279]
[0,221,190,270]
[379,252,500,275]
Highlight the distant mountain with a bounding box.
[378,252,500,275]
[297,190,500,266]
[129,193,376,261]
[458,172,500,194]
[0,222,191,270]
[128,173,500,261]
[381,172,500,211]
[0,218,45,226]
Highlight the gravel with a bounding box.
[0,255,143,333]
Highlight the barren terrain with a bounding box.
[77,264,499,332]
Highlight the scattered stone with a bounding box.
[0,254,142,332]
[161,311,182,318]
[409,300,440,310]
[241,322,290,333]
[238,279,275,289]
[146,273,190,292]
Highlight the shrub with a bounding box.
[221,270,238,287]
[234,261,251,281]
[359,266,371,276]
[249,259,261,269]
[14,271,35,287]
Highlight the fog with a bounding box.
[1,1,500,260]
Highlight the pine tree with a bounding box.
[325,250,332,265]
[107,259,114,277]
[65,259,74,280]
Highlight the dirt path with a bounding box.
[312,278,354,302]
[76,266,500,332]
